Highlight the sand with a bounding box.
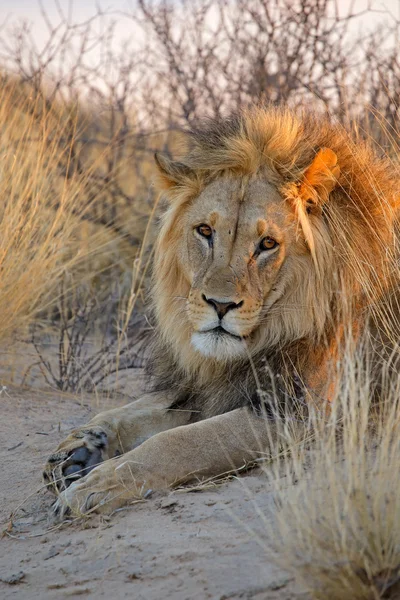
[0,385,307,600]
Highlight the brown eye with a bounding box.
[259,236,278,251]
[196,224,213,238]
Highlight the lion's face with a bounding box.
[153,108,396,378]
[154,138,344,369]
[177,176,301,360]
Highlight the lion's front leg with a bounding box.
[44,393,190,493]
[54,407,277,518]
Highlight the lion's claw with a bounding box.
[43,426,110,493]
[52,472,116,520]
[51,453,153,520]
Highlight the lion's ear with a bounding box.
[154,152,195,189]
[299,148,340,213]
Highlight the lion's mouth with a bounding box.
[204,326,246,341]
[192,326,249,359]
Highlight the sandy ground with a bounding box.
[0,383,307,600]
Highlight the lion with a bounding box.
[43,106,399,518]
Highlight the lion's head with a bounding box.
[151,107,398,379]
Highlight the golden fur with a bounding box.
[44,105,399,519]
[150,105,398,408]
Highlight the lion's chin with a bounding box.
[191,330,247,360]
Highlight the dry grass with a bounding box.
[0,74,152,347]
[0,74,169,390]
[0,74,185,401]
[258,346,400,600]
[0,77,97,342]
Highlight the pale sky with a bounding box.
[1,1,138,44]
[1,0,399,41]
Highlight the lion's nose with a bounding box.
[202,294,243,320]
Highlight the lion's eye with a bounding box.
[196,224,213,239]
[259,237,278,251]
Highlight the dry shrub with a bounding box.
[0,76,98,342]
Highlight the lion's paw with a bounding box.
[53,462,131,519]
[52,454,155,519]
[43,426,112,493]
[53,477,112,519]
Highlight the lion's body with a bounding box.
[43,106,399,517]
[149,107,398,415]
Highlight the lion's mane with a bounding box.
[146,106,399,418]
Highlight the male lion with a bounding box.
[44,106,399,518]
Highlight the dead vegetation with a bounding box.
[0,76,92,344]
[258,348,400,600]
[31,281,149,392]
